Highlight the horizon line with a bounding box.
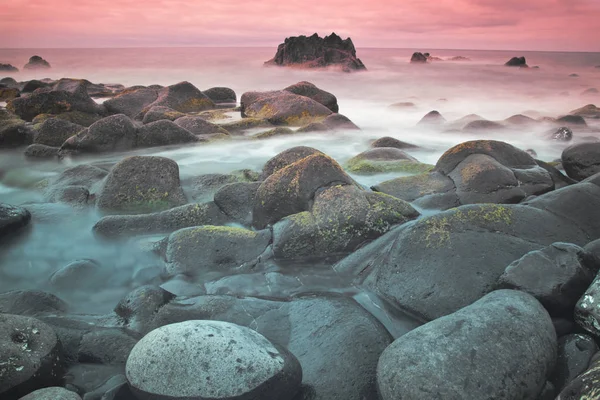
[0,45,598,54]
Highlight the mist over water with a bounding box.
[0,46,599,317]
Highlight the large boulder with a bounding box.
[505,56,528,67]
[410,52,428,63]
[6,80,101,122]
[139,81,215,117]
[284,81,339,113]
[202,87,236,104]
[344,147,433,175]
[0,290,68,316]
[569,104,600,119]
[253,151,355,228]
[0,63,18,72]
[23,55,51,69]
[0,115,34,148]
[213,182,261,226]
[562,142,600,181]
[136,119,201,148]
[33,118,84,147]
[265,32,366,72]
[103,87,159,118]
[0,203,31,239]
[371,136,418,150]
[174,115,229,138]
[0,314,64,399]
[96,156,187,215]
[44,164,108,203]
[336,182,600,321]
[60,114,136,153]
[377,290,556,400]
[125,320,302,400]
[241,90,333,126]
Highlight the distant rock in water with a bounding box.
[582,88,598,96]
[0,63,18,72]
[550,127,573,142]
[23,55,51,69]
[410,52,428,63]
[505,56,528,67]
[264,32,366,72]
[570,104,600,119]
[448,56,470,61]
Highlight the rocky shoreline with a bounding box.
[1,73,600,399]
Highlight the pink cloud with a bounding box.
[0,0,598,51]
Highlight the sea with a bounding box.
[0,47,599,326]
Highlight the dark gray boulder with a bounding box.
[0,290,68,316]
[61,114,136,153]
[96,156,187,215]
[139,81,215,117]
[0,116,34,148]
[505,56,528,67]
[103,87,159,118]
[33,118,84,147]
[49,259,103,290]
[241,90,333,126]
[140,105,185,124]
[551,127,574,142]
[417,110,445,126]
[0,63,18,72]
[136,119,201,148]
[371,136,418,149]
[558,115,587,126]
[259,146,324,180]
[125,320,302,400]
[114,286,175,333]
[410,52,428,63]
[214,181,261,226]
[562,142,600,181]
[23,55,50,69]
[377,290,556,400]
[284,81,339,113]
[321,113,360,130]
[202,87,236,104]
[0,314,64,399]
[0,203,31,239]
[551,334,598,393]
[174,115,229,138]
[24,144,59,159]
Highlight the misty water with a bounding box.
[0,47,599,330]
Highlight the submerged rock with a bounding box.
[174,115,229,138]
[0,203,31,239]
[24,144,59,159]
[19,386,81,400]
[345,147,433,175]
[410,52,428,63]
[265,32,366,72]
[126,320,302,400]
[551,334,598,393]
[377,290,556,400]
[139,81,215,117]
[61,114,136,153]
[505,56,528,67]
[0,117,34,148]
[23,55,51,69]
[0,63,18,72]
[371,136,418,150]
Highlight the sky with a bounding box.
[1,0,599,51]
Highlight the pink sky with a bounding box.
[1,0,599,51]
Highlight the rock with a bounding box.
[103,87,159,118]
[140,106,185,124]
[139,293,392,400]
[185,173,251,203]
[78,329,139,365]
[0,203,31,239]
[114,286,175,333]
[570,73,580,77]
[93,202,231,239]
[582,88,599,96]
[535,159,577,189]
[202,87,236,104]
[371,136,418,150]
[388,102,416,109]
[496,242,598,316]
[44,164,107,203]
[562,142,600,180]
[174,116,229,138]
[136,119,201,148]
[259,146,324,180]
[213,182,261,226]
[526,148,537,158]
[0,117,34,148]
[448,56,470,61]
[61,114,136,153]
[241,90,333,126]
[140,81,215,116]
[321,113,360,130]
[272,185,419,259]
[253,152,355,229]
[551,127,573,141]
[24,144,59,159]
[551,334,598,393]
[504,114,538,126]
[0,291,68,316]
[0,88,19,101]
[372,171,455,203]
[557,352,600,399]
[417,110,445,126]
[49,259,103,290]
[0,314,64,399]
[33,118,84,147]
[7,80,101,122]
[570,104,600,119]
[253,126,294,139]
[18,386,81,400]
[96,156,187,215]
[345,147,433,175]
[20,80,52,93]
[377,290,556,400]
[31,111,101,128]
[23,55,51,69]
[410,52,428,63]
[558,115,587,126]
[0,63,18,72]
[505,56,528,67]
[265,32,366,72]
[125,320,302,400]
[283,81,339,113]
[574,275,600,336]
[164,226,272,276]
[462,119,506,131]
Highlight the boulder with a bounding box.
[558,115,587,126]
[505,56,528,67]
[44,164,108,203]
[344,147,433,175]
[0,203,31,239]
[496,242,598,316]
[253,126,294,139]
[174,115,229,138]
[114,286,175,333]
[241,90,333,126]
[562,142,600,180]
[410,52,428,63]
[417,110,445,126]
[49,259,103,290]
[551,334,598,393]
[23,55,51,69]
[0,314,64,399]
[462,119,506,131]
[20,80,52,93]
[551,127,573,141]
[0,117,34,148]
[96,156,187,215]
[184,172,256,203]
[93,202,232,239]
[0,63,18,72]
[321,113,360,130]
[103,87,159,118]
[125,320,302,400]
[163,226,272,276]
[136,119,201,148]
[7,80,101,122]
[61,114,136,153]
[259,146,324,180]
[569,104,600,119]
[284,81,339,113]
[296,122,330,133]
[213,182,261,226]
[31,111,101,127]
[18,386,82,400]
[202,87,236,104]
[372,171,456,203]
[140,106,185,124]
[140,81,215,116]
[265,32,366,72]
[557,352,600,399]
[371,136,418,150]
[253,152,355,229]
[24,144,59,159]
[0,290,68,316]
[0,87,19,101]
[33,118,84,147]
[377,290,556,400]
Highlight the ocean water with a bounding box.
[0,47,599,318]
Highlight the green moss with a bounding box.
[179,97,214,113]
[32,112,101,127]
[345,158,434,175]
[179,225,258,239]
[253,127,294,139]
